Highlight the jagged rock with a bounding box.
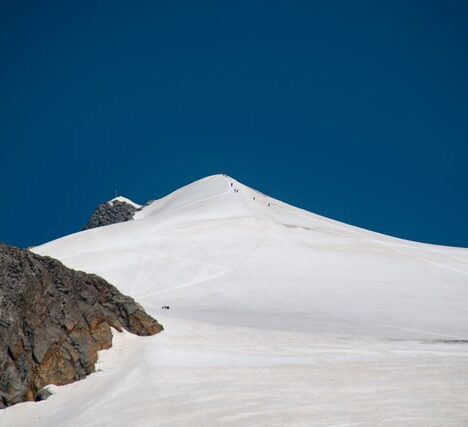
[84,199,140,230]
[35,387,51,402]
[0,243,163,408]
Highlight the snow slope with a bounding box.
[2,174,468,426]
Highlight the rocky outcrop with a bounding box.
[84,199,140,230]
[0,243,163,408]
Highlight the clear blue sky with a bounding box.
[1,0,467,248]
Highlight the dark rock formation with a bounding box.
[0,243,163,408]
[84,199,140,230]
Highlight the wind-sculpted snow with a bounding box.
[3,174,468,426]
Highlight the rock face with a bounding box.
[84,199,140,230]
[0,243,163,408]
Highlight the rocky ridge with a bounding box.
[0,243,163,408]
[84,198,141,230]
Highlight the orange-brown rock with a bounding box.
[0,243,163,408]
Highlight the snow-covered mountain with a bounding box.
[3,174,468,426]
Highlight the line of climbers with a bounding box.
[230,181,272,207]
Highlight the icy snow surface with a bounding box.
[3,175,468,426]
[110,195,142,209]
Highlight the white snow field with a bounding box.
[2,174,468,426]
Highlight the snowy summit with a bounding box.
[3,174,468,426]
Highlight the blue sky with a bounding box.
[1,0,467,248]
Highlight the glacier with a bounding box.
[2,174,467,426]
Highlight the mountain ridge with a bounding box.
[33,174,468,339]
